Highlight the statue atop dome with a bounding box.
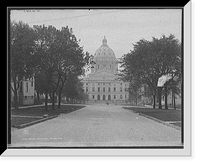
[102,36,107,46]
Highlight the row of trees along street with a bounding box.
[119,34,182,110]
[10,21,91,111]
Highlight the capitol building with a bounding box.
[82,37,129,104]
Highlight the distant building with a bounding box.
[82,37,129,104]
[11,77,35,106]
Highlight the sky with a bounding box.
[10,9,182,59]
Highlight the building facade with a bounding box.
[82,37,129,104]
[11,78,35,106]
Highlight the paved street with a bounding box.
[10,104,182,147]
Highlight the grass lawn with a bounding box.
[11,117,42,126]
[123,106,182,128]
[11,105,85,127]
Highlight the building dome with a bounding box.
[93,36,117,62]
[91,36,118,73]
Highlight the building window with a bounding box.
[120,87,122,92]
[86,87,88,92]
[113,95,116,99]
[114,87,116,92]
[97,95,100,100]
[120,95,123,99]
[108,87,110,92]
[92,87,95,92]
[26,82,28,93]
[103,87,105,92]
[98,87,100,92]
[108,94,111,100]
[92,95,95,99]
[103,95,106,100]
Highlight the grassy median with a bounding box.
[123,106,182,128]
[11,105,85,128]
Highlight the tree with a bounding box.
[128,80,142,105]
[62,77,78,103]
[33,25,58,110]
[150,35,181,109]
[73,80,87,103]
[34,70,51,109]
[57,69,79,108]
[10,21,36,110]
[61,77,88,104]
[120,34,181,109]
[54,27,88,108]
[33,25,87,110]
[166,74,182,109]
[119,39,159,108]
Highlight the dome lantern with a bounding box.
[102,36,107,46]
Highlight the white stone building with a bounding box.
[11,77,35,106]
[82,37,129,104]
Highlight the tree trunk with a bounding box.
[57,80,65,109]
[12,80,19,110]
[45,92,48,111]
[37,91,40,103]
[158,87,162,109]
[58,91,62,109]
[51,92,55,110]
[174,95,176,110]
[13,90,18,110]
[164,86,168,110]
[153,94,156,109]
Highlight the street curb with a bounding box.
[13,115,58,129]
[137,113,181,131]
